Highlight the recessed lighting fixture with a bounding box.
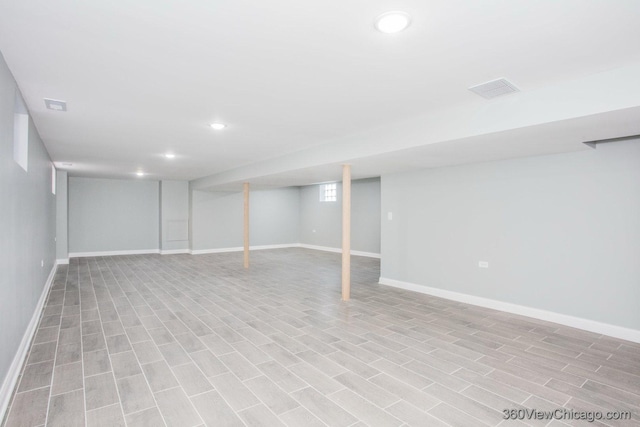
[44,98,67,112]
[375,11,411,34]
[136,171,144,177]
[164,153,176,159]
[210,122,226,130]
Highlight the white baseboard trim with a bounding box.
[378,277,640,344]
[69,249,160,258]
[190,247,242,255]
[299,244,381,259]
[0,262,58,420]
[190,244,300,255]
[67,245,382,259]
[160,249,190,255]
[56,258,69,265]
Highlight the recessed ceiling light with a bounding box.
[375,11,411,34]
[210,122,226,130]
[136,171,144,177]
[164,153,176,159]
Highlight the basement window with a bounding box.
[51,164,56,194]
[13,92,29,172]
[319,183,337,202]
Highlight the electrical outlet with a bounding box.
[387,212,393,220]
[478,261,489,268]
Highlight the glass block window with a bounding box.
[319,183,337,202]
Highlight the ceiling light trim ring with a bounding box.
[375,11,412,34]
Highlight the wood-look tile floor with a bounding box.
[2,248,639,427]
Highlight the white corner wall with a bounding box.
[160,180,189,253]
[55,170,68,262]
[381,139,640,336]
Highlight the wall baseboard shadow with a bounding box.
[190,244,381,258]
[378,277,640,344]
[298,244,381,259]
[68,245,382,259]
[160,249,190,255]
[0,262,58,420]
[190,244,299,255]
[69,249,160,258]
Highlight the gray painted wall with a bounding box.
[160,180,189,252]
[191,187,300,250]
[56,170,68,261]
[68,177,160,253]
[381,139,640,330]
[300,178,381,254]
[251,188,300,246]
[0,53,55,393]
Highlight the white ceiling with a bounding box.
[1,0,640,189]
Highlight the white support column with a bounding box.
[342,165,351,301]
[243,182,250,269]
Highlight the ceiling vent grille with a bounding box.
[44,98,67,111]
[468,78,519,99]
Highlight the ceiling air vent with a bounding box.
[44,98,67,112]
[468,78,519,99]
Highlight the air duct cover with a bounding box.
[44,98,67,111]
[468,78,519,99]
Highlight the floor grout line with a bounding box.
[103,258,174,427]
[42,280,67,427]
[112,256,259,426]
